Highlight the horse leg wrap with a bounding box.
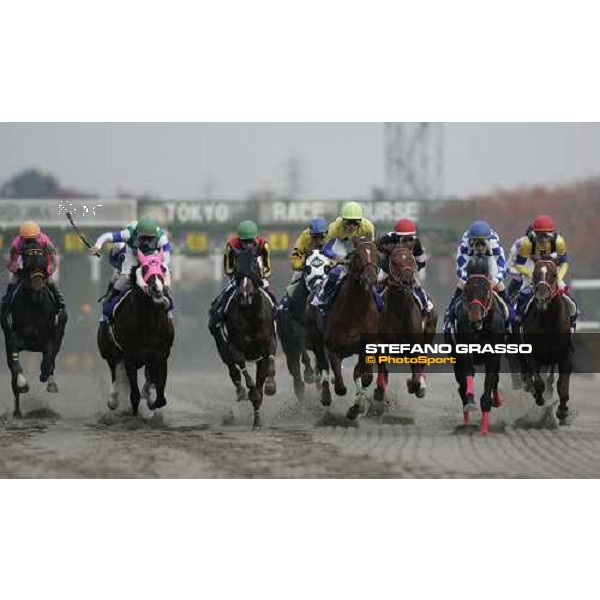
[466,375,474,398]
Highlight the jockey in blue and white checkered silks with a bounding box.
[444,220,512,333]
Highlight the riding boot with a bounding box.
[444,287,462,332]
[414,286,429,317]
[102,287,122,321]
[47,281,67,313]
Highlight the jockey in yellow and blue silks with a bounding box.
[443,220,511,333]
[280,217,329,309]
[514,214,578,330]
[505,224,534,300]
[312,201,380,315]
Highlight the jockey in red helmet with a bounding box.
[377,218,432,316]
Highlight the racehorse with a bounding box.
[209,248,277,429]
[277,249,330,399]
[444,256,507,434]
[375,246,438,410]
[516,256,573,424]
[98,249,174,416]
[1,247,67,418]
[323,238,380,420]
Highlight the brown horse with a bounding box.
[375,246,438,411]
[517,257,573,424]
[324,238,379,420]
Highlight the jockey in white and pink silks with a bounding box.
[1,220,66,317]
[90,216,173,322]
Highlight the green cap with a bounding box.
[137,216,158,236]
[238,220,258,240]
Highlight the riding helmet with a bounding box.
[19,220,41,239]
[341,201,363,220]
[394,218,416,235]
[137,216,159,237]
[310,217,328,236]
[532,214,556,233]
[467,221,492,239]
[238,220,259,240]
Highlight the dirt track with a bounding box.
[1,359,599,478]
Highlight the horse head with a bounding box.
[303,250,331,291]
[389,246,417,287]
[136,249,167,305]
[348,238,379,289]
[532,254,559,311]
[22,248,48,302]
[233,248,262,306]
[464,256,493,329]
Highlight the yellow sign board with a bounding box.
[64,232,86,252]
[186,232,208,253]
[268,232,289,252]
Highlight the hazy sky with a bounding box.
[1,123,600,199]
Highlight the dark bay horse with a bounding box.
[277,249,330,399]
[444,257,507,435]
[98,249,174,416]
[324,238,380,420]
[209,249,277,429]
[375,246,438,409]
[517,257,573,424]
[1,248,67,418]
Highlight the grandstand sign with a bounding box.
[0,199,136,228]
[142,200,251,226]
[260,200,421,224]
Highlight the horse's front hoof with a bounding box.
[373,386,386,403]
[236,388,248,402]
[535,396,545,407]
[264,378,277,396]
[252,415,261,430]
[346,404,363,420]
[153,398,167,410]
[13,409,22,419]
[334,383,347,396]
[557,407,569,424]
[46,376,58,394]
[464,396,477,412]
[39,373,48,383]
[406,378,417,394]
[17,384,29,394]
[416,386,426,399]
[107,395,119,410]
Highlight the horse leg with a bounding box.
[301,349,315,384]
[286,349,305,400]
[250,361,266,430]
[107,359,120,410]
[480,359,498,435]
[124,363,141,416]
[556,354,573,425]
[263,353,277,396]
[527,356,545,406]
[374,361,388,405]
[545,364,556,400]
[149,360,168,410]
[40,340,58,392]
[347,358,367,421]
[7,343,25,418]
[329,352,347,396]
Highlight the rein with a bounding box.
[534,260,561,301]
[348,241,378,282]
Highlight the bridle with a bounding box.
[347,240,378,283]
[465,274,493,320]
[388,247,417,288]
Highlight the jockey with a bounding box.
[89,216,173,321]
[314,201,378,313]
[1,220,66,318]
[514,214,578,331]
[506,224,534,300]
[208,220,277,331]
[283,216,329,303]
[444,220,510,332]
[377,217,433,317]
